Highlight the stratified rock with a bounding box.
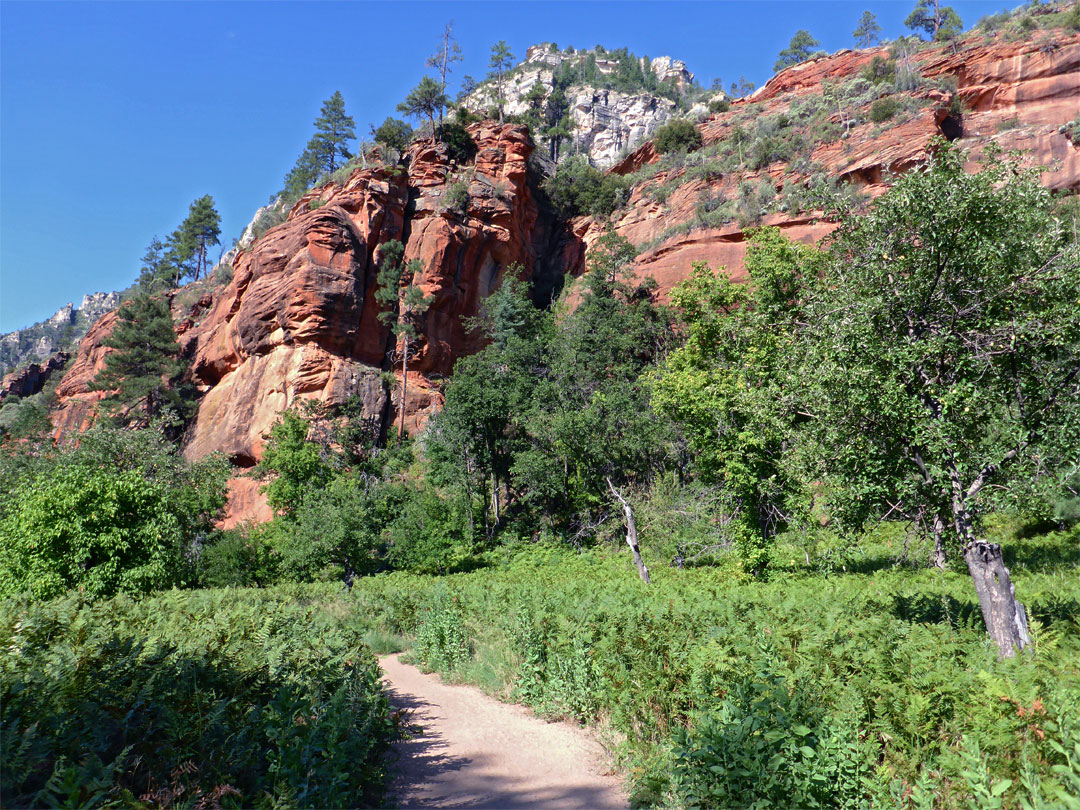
[0,351,70,401]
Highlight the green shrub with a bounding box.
[542,155,631,218]
[672,644,871,809]
[861,56,897,85]
[869,95,902,123]
[0,426,228,600]
[652,118,704,154]
[198,525,280,587]
[442,179,471,214]
[708,97,731,114]
[437,121,477,164]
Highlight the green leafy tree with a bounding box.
[397,76,449,143]
[488,40,515,124]
[652,118,704,154]
[257,410,332,516]
[906,0,963,40]
[774,30,821,72]
[372,116,413,153]
[651,229,824,576]
[0,423,227,599]
[795,143,1080,657]
[520,230,677,535]
[429,274,546,536]
[426,21,464,123]
[280,475,396,583]
[177,195,221,282]
[89,293,191,425]
[853,10,882,47]
[374,240,434,439]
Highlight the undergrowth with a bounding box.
[349,523,1080,809]
[0,587,396,809]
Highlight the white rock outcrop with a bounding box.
[465,44,693,168]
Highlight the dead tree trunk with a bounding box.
[607,478,650,584]
[964,539,1031,658]
[398,339,409,441]
[950,465,1030,657]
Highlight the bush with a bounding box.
[0,425,228,600]
[372,116,413,152]
[437,121,477,164]
[672,649,870,809]
[708,97,731,114]
[652,118,704,154]
[869,95,902,123]
[542,155,631,218]
[442,179,471,214]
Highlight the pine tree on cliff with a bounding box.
[489,41,515,124]
[905,0,963,40]
[774,30,820,73]
[177,195,221,283]
[426,21,463,123]
[853,11,882,47]
[281,92,356,198]
[311,91,356,173]
[88,293,191,425]
[397,77,447,143]
[375,240,433,440]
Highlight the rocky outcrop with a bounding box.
[465,44,695,167]
[50,310,118,437]
[1,291,121,377]
[50,26,1079,492]
[0,351,70,401]
[569,29,1080,295]
[176,123,542,465]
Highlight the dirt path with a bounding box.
[379,654,628,809]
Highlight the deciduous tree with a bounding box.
[796,143,1079,657]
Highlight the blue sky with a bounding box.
[1,0,1019,331]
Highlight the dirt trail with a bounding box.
[379,654,628,809]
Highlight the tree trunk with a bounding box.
[930,512,947,569]
[491,472,500,528]
[607,478,650,584]
[398,339,408,441]
[963,539,1031,658]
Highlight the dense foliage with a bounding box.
[0,587,395,808]
[0,424,227,600]
[337,521,1080,810]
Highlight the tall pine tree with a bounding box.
[179,195,221,283]
[89,294,191,426]
[282,91,356,199]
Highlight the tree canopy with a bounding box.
[397,77,448,142]
[774,30,821,72]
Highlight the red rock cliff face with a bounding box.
[179,123,540,464]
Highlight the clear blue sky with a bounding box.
[1,0,1017,331]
